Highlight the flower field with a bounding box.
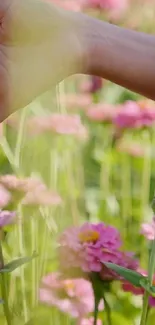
[0,0,155,324]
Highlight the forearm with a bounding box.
[76,14,155,99]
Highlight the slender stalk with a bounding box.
[93,296,99,325]
[103,293,112,325]
[17,205,28,322]
[140,291,150,325]
[0,242,12,325]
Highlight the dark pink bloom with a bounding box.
[114,101,155,129]
[39,273,102,318]
[80,76,103,94]
[0,210,16,228]
[59,222,138,280]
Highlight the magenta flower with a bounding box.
[59,222,138,280]
[141,218,155,240]
[80,76,103,94]
[114,101,142,129]
[39,273,102,318]
[114,100,155,129]
[0,210,16,228]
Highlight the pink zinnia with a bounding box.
[39,273,99,318]
[141,218,155,240]
[59,222,138,280]
[114,100,155,129]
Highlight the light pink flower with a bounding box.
[86,103,118,122]
[50,0,83,11]
[39,273,100,318]
[116,141,147,157]
[0,174,61,207]
[28,114,88,139]
[59,94,92,110]
[141,218,155,240]
[0,185,11,208]
[0,210,16,228]
[83,0,128,18]
[0,175,46,194]
[22,188,62,207]
[80,317,102,325]
[59,222,138,280]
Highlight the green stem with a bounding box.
[93,296,99,325]
[103,293,112,325]
[0,242,12,325]
[148,239,155,283]
[140,291,149,325]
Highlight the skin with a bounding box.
[0,0,155,122]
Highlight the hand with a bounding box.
[0,0,83,121]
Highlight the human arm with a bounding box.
[75,13,155,100]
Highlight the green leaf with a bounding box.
[150,286,155,295]
[104,262,144,287]
[0,252,38,273]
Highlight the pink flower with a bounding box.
[0,210,16,228]
[83,0,128,18]
[22,188,62,207]
[116,141,147,157]
[39,273,99,318]
[50,0,83,11]
[141,218,155,240]
[0,174,62,207]
[114,101,155,129]
[28,114,88,139]
[0,175,46,195]
[59,94,92,111]
[59,222,138,280]
[80,317,102,325]
[0,185,11,208]
[86,103,118,122]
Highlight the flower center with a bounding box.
[79,230,99,243]
[64,280,75,291]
